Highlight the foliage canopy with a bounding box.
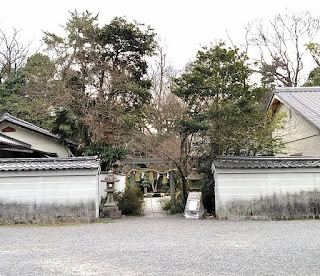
[174,42,283,157]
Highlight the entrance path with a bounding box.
[143,197,166,218]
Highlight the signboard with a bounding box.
[184,192,205,219]
[188,200,199,211]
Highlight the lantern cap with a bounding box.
[102,170,119,183]
[186,168,202,181]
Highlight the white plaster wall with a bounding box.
[0,122,69,157]
[274,104,320,156]
[215,168,320,212]
[0,169,100,218]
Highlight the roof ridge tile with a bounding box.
[214,156,320,169]
[0,157,100,171]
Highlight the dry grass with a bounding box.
[219,190,320,220]
[0,201,96,225]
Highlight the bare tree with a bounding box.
[0,28,29,83]
[146,38,185,134]
[148,39,176,108]
[247,11,320,87]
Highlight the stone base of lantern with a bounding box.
[101,206,122,218]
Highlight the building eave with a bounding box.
[0,113,77,147]
[275,93,320,132]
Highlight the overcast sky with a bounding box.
[1,0,320,70]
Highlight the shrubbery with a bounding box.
[163,200,185,214]
[114,188,144,215]
[82,143,126,171]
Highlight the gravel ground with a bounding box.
[1,216,320,276]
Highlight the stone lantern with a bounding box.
[101,170,121,218]
[187,168,203,192]
[103,170,118,206]
[184,168,205,219]
[142,178,149,194]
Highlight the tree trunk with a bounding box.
[179,134,189,205]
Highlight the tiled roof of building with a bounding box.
[273,86,320,130]
[0,156,100,171]
[0,113,59,139]
[0,133,31,148]
[213,156,320,169]
[0,113,76,146]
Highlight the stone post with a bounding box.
[130,171,136,190]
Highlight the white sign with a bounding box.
[189,200,199,211]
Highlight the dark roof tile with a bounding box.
[0,157,100,171]
[274,87,320,130]
[0,113,76,146]
[213,156,320,169]
[0,133,31,148]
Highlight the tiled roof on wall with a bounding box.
[213,156,320,169]
[0,157,100,171]
[274,87,320,130]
